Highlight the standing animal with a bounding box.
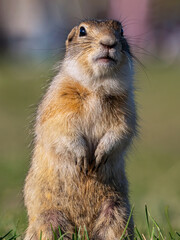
[24,19,137,240]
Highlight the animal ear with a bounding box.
[67,26,77,42]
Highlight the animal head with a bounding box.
[64,19,132,84]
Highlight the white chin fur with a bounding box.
[63,55,134,92]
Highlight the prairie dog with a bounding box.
[24,19,137,240]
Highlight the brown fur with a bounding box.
[24,19,137,240]
[41,79,90,124]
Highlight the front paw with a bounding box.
[94,142,109,171]
[73,146,89,175]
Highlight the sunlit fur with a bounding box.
[24,19,137,240]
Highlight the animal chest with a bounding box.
[55,80,127,141]
[81,91,126,142]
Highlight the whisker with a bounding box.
[131,54,150,82]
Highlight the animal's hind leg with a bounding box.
[24,209,74,240]
[91,199,134,240]
[24,225,37,240]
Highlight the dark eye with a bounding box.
[121,28,124,37]
[79,26,87,37]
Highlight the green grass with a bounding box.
[0,56,179,237]
[1,206,180,239]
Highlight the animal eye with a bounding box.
[121,27,124,37]
[79,26,87,37]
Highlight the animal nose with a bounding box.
[100,37,117,49]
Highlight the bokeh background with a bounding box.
[0,0,180,236]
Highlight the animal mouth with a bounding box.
[95,55,117,64]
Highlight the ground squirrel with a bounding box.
[24,19,137,240]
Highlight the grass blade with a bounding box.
[142,234,147,240]
[39,231,42,240]
[82,229,85,240]
[135,227,143,240]
[149,214,165,240]
[51,225,57,240]
[84,226,89,240]
[145,205,151,238]
[150,226,155,240]
[78,226,81,240]
[58,226,62,238]
[0,230,13,240]
[169,232,175,240]
[7,235,19,240]
[165,206,174,235]
[120,205,134,240]
[58,232,69,240]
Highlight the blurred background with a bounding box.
[0,0,180,236]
